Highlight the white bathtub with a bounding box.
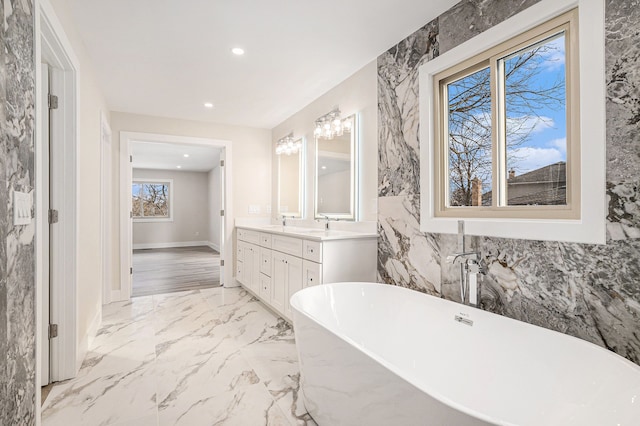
[290,282,640,426]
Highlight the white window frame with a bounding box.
[132,178,174,222]
[419,0,605,244]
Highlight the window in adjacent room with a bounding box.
[132,179,173,221]
[433,9,579,219]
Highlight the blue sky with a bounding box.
[505,34,567,176]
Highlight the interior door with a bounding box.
[40,63,51,386]
[219,150,226,285]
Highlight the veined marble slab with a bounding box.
[42,287,316,426]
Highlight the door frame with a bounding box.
[35,0,80,407]
[101,113,113,304]
[118,132,233,300]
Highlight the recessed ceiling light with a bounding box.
[183,154,189,158]
[204,102,214,108]
[321,166,327,170]
[176,165,182,169]
[231,47,245,56]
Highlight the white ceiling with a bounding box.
[132,141,221,172]
[67,0,458,129]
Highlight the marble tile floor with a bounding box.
[41,287,317,426]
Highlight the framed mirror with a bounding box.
[315,115,357,220]
[277,138,304,218]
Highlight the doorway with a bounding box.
[118,132,233,301]
[36,0,81,401]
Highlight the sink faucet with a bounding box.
[317,214,331,231]
[279,215,288,227]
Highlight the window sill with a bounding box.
[133,218,174,223]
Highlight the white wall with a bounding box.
[132,169,209,247]
[49,0,111,358]
[271,61,378,225]
[110,112,272,290]
[208,166,221,251]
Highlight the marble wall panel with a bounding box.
[605,0,640,182]
[378,0,640,366]
[0,0,36,424]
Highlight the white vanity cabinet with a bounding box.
[236,226,376,322]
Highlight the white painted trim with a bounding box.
[110,289,124,303]
[120,132,234,300]
[76,303,101,372]
[133,241,211,250]
[207,241,221,252]
[418,0,606,244]
[36,0,81,397]
[101,111,112,305]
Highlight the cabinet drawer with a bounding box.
[271,234,303,257]
[260,247,272,276]
[303,260,322,288]
[303,240,322,263]
[259,273,271,300]
[237,228,260,244]
[259,233,272,248]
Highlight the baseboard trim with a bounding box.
[110,289,127,302]
[133,241,210,250]
[77,304,102,372]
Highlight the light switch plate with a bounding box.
[13,190,32,226]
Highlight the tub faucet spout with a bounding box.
[447,251,486,307]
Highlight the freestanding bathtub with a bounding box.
[290,282,640,426]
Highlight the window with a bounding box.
[132,179,173,221]
[419,0,606,244]
[433,9,579,219]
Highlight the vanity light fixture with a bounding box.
[275,132,302,156]
[314,107,352,140]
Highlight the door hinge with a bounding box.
[130,267,133,275]
[220,209,225,217]
[48,94,59,110]
[220,259,225,266]
[48,324,58,339]
[48,209,59,224]
[220,160,224,167]
[130,155,133,163]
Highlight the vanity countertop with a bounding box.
[236,224,377,241]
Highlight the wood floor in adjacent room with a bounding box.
[132,246,221,297]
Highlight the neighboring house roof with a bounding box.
[507,161,566,185]
[482,161,567,206]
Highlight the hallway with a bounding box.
[41,288,315,425]
[132,246,221,297]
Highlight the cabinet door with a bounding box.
[285,255,303,319]
[303,260,322,288]
[236,260,244,285]
[271,251,287,314]
[250,245,260,293]
[243,244,253,290]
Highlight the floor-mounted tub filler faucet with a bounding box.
[447,221,487,307]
